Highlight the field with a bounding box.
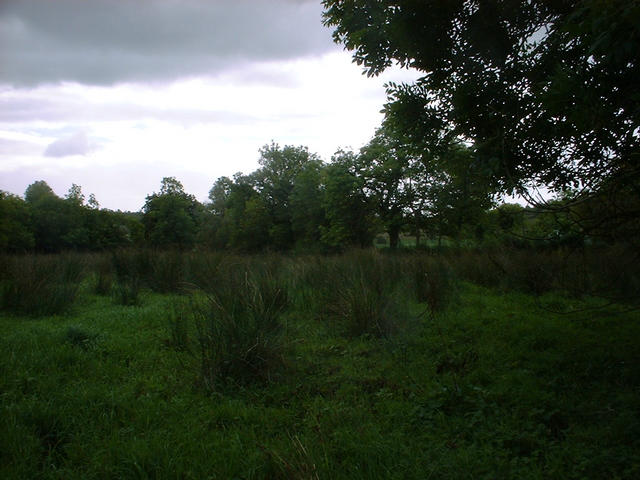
[1,249,639,479]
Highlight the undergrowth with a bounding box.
[1,249,639,478]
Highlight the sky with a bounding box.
[0,0,420,211]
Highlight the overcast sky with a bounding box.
[0,0,419,211]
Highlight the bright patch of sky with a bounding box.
[0,0,420,211]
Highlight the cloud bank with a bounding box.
[0,0,334,86]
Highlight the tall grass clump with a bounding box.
[569,245,640,302]
[147,250,187,293]
[110,250,145,306]
[64,325,99,351]
[192,260,289,389]
[87,253,114,295]
[166,303,191,352]
[322,250,409,338]
[446,249,505,288]
[0,254,84,316]
[410,255,456,315]
[185,251,227,293]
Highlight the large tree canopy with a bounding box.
[142,177,202,249]
[322,0,640,208]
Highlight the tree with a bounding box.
[208,176,234,217]
[24,180,69,251]
[205,172,272,251]
[25,180,56,204]
[142,177,201,249]
[359,127,417,249]
[323,0,640,234]
[0,191,34,252]
[426,145,493,243]
[290,159,326,250]
[321,150,376,250]
[255,143,320,250]
[66,183,85,206]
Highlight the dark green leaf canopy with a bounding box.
[323,0,640,200]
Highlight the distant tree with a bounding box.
[290,159,326,250]
[224,173,267,250]
[321,150,376,250]
[25,180,56,204]
[66,183,85,206]
[237,196,272,251]
[0,191,34,252]
[87,193,99,210]
[418,145,493,245]
[24,180,69,251]
[208,176,234,216]
[204,144,325,251]
[359,128,417,249]
[142,177,201,249]
[255,143,320,250]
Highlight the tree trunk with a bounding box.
[389,225,400,250]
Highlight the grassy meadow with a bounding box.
[1,249,639,479]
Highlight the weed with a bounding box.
[111,250,145,305]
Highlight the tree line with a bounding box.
[2,132,489,253]
[0,132,612,254]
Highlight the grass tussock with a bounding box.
[0,254,84,316]
[191,260,289,389]
[410,256,456,315]
[321,250,410,338]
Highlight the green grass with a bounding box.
[1,253,639,479]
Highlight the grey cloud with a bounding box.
[0,0,335,86]
[44,131,93,157]
[0,94,259,126]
